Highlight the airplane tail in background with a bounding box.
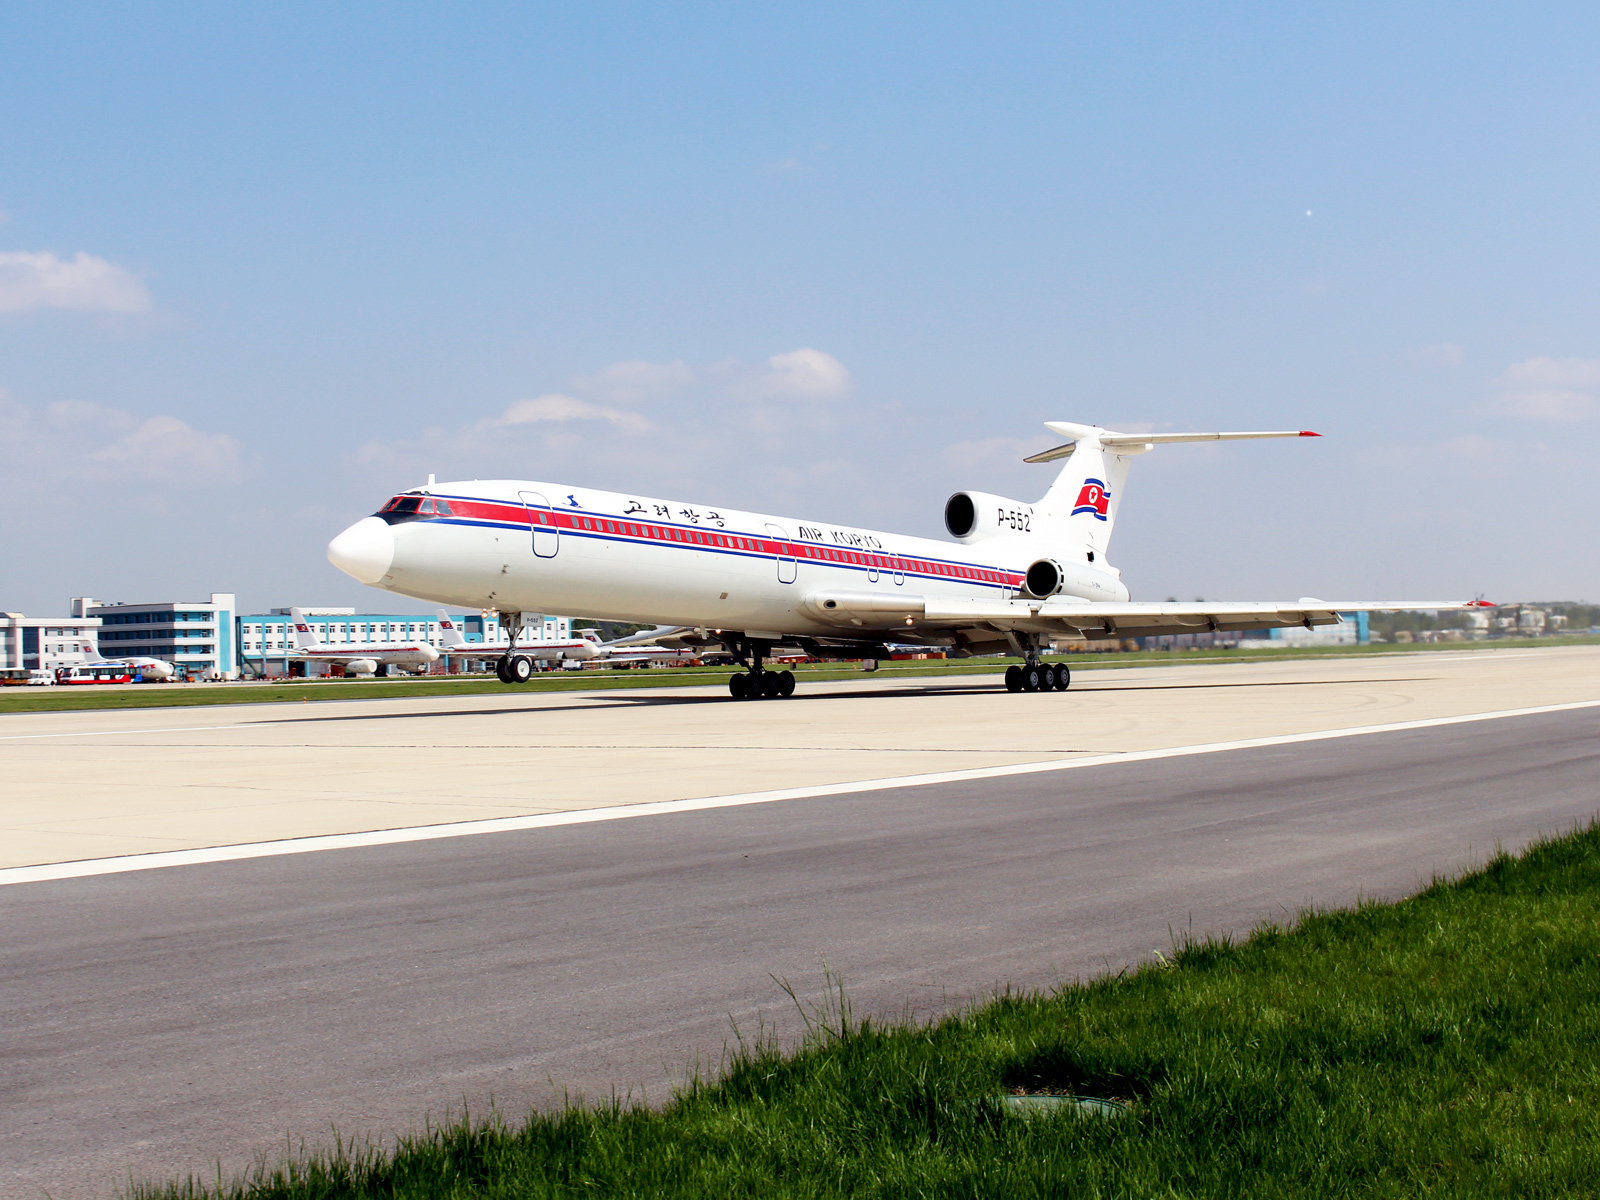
[1031,422,1321,555]
[288,608,322,650]
[436,608,468,649]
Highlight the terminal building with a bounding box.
[76,595,238,681]
[0,612,103,680]
[238,609,566,677]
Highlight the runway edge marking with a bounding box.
[4,698,1598,887]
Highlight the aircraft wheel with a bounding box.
[729,674,749,699]
[1005,665,1023,693]
[508,654,534,683]
[1022,665,1044,692]
[778,669,796,697]
[760,671,782,699]
[495,655,511,683]
[1054,663,1071,691]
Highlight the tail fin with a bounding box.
[436,608,468,649]
[289,608,322,650]
[1032,422,1320,554]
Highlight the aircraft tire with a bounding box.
[495,656,511,684]
[1022,665,1043,692]
[1005,665,1023,692]
[508,654,534,683]
[760,672,782,699]
[1054,663,1071,691]
[778,670,796,697]
[728,674,749,699]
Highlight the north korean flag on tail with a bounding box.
[1071,478,1111,520]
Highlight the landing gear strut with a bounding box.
[494,610,534,685]
[724,638,796,700]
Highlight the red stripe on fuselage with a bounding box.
[437,495,1026,589]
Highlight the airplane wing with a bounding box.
[600,624,695,649]
[803,590,1482,641]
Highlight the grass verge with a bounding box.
[140,821,1600,1198]
[4,636,1592,715]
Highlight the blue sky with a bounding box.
[3,3,1596,614]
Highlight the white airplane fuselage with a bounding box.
[291,644,440,667]
[328,479,1129,637]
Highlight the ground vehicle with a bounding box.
[26,669,56,686]
[55,664,137,685]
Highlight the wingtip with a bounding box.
[1299,430,1322,437]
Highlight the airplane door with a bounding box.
[520,491,559,558]
[766,523,797,584]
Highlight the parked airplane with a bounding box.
[285,606,457,676]
[79,647,177,681]
[327,421,1483,698]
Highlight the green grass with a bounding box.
[3,636,1592,715]
[139,822,1600,1199]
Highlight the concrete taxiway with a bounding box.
[3,646,1598,870]
[2,647,1598,1199]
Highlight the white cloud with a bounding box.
[1483,356,1600,421]
[742,348,853,400]
[482,393,653,435]
[345,348,897,519]
[940,434,1059,471]
[0,250,152,315]
[0,391,242,483]
[570,360,694,406]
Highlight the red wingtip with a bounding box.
[1299,430,1322,437]
[1467,599,1497,607]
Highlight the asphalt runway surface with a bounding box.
[4,703,1598,1199]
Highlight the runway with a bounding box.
[3,646,1598,870]
[3,653,1598,1197]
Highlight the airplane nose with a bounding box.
[327,517,395,584]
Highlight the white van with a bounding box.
[26,669,56,686]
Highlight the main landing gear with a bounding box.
[1005,661,1071,693]
[723,637,796,700]
[728,669,795,700]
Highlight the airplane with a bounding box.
[79,646,177,681]
[283,606,460,676]
[326,421,1485,699]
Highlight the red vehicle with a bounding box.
[55,664,136,685]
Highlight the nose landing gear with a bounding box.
[493,610,535,685]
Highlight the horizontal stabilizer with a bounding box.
[1026,426,1319,463]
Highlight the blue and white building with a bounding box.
[78,594,238,680]
[236,609,570,676]
[0,611,103,680]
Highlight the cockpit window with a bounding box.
[433,498,453,516]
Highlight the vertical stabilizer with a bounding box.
[1037,425,1132,555]
[1027,422,1319,555]
[436,608,468,649]
[289,608,321,650]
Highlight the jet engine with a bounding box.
[344,659,379,676]
[1024,558,1062,598]
[943,491,1037,542]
